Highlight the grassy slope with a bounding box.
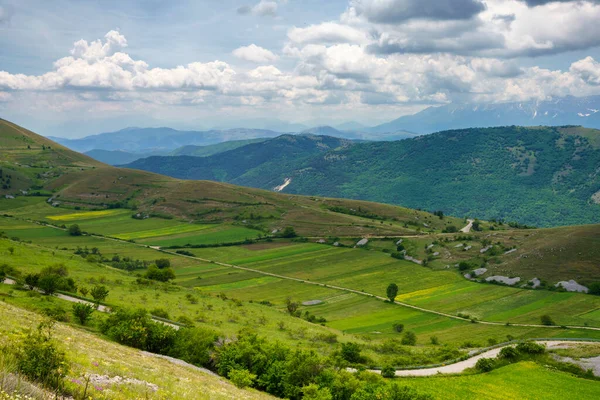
[405,361,600,399]
[0,302,273,400]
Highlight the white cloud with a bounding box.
[288,22,369,45]
[237,0,283,17]
[570,56,600,85]
[233,44,278,63]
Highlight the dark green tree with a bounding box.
[386,283,399,302]
[68,224,82,236]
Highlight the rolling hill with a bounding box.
[0,119,461,237]
[126,126,600,228]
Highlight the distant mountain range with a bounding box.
[369,95,600,134]
[125,126,600,227]
[50,127,284,153]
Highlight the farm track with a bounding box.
[18,219,600,333]
[356,340,600,376]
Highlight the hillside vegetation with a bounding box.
[126,126,600,227]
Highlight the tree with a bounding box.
[144,265,176,282]
[340,342,362,363]
[303,384,333,400]
[79,287,89,297]
[68,224,82,236]
[155,258,171,269]
[286,297,299,315]
[7,246,14,255]
[24,273,40,290]
[401,331,417,346]
[72,303,95,325]
[90,285,109,303]
[386,283,399,302]
[38,274,60,295]
[540,314,555,326]
[475,358,495,372]
[392,323,404,333]
[281,227,297,238]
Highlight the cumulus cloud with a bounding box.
[570,56,600,85]
[237,0,280,17]
[233,44,278,63]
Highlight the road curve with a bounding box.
[360,341,597,377]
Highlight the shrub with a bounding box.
[68,224,82,236]
[430,336,439,345]
[499,346,519,360]
[72,303,95,325]
[458,262,471,272]
[155,258,171,269]
[144,265,176,282]
[151,308,170,319]
[401,331,417,346]
[516,342,545,355]
[341,342,363,363]
[229,369,256,388]
[90,285,109,303]
[14,321,69,389]
[540,315,555,326]
[392,323,404,333]
[381,365,396,378]
[281,227,297,238]
[475,357,495,372]
[169,327,218,367]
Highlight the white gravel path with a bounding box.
[460,219,474,233]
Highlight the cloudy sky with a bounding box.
[2,0,600,137]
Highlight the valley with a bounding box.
[1,119,600,399]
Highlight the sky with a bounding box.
[2,0,600,137]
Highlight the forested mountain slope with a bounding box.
[127,126,600,227]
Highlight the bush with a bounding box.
[68,224,82,236]
[499,346,519,360]
[381,365,396,378]
[458,262,471,272]
[169,327,218,367]
[475,357,495,372]
[401,331,417,346]
[151,308,170,319]
[540,314,555,326]
[144,265,176,282]
[341,342,363,363]
[72,303,95,325]
[392,323,404,333]
[155,258,171,269]
[14,321,69,389]
[430,336,439,345]
[516,342,545,355]
[281,227,297,238]
[90,285,109,303]
[229,369,256,388]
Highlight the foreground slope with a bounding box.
[0,302,273,400]
[127,126,600,227]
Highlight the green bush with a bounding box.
[341,342,363,363]
[540,314,555,326]
[14,321,69,389]
[516,342,545,355]
[392,323,404,333]
[68,224,82,236]
[90,285,109,303]
[150,307,170,319]
[499,346,519,360]
[72,303,95,325]
[229,369,256,388]
[381,366,396,378]
[475,357,495,372]
[401,331,417,346]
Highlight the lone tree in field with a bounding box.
[281,227,297,238]
[386,283,399,303]
[68,224,82,236]
[90,285,109,304]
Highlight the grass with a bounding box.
[405,361,600,399]
[0,302,273,400]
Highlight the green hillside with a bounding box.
[170,137,268,157]
[126,126,600,227]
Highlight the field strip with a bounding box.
[353,340,600,377]
[18,218,600,332]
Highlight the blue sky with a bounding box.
[2,0,600,137]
